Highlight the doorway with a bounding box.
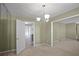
[25,22,34,48]
[16,20,35,55]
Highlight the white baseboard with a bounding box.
[0,49,16,53]
[35,43,51,47]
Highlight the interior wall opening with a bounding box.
[25,22,34,48]
[52,16,79,48]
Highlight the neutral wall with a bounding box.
[66,23,79,40]
[66,23,76,40]
[34,21,51,46]
[40,21,51,46]
[53,22,66,45]
[35,22,41,46]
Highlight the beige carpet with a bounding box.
[18,39,79,56]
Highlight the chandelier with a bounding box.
[36,4,50,22]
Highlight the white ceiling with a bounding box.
[5,3,79,20]
[58,16,79,24]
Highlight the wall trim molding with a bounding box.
[53,14,79,22]
[0,49,16,53]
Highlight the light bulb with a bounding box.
[44,14,50,19]
[36,17,41,21]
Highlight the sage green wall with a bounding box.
[66,23,76,40]
[0,4,16,52]
[0,19,8,51]
[0,19,16,52]
[53,22,66,45]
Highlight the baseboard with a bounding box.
[35,43,51,47]
[0,49,16,53]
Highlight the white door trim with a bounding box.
[51,22,54,47]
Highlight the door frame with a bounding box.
[24,22,36,47]
[16,20,36,55]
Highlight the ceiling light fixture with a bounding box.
[44,14,50,19]
[36,4,50,22]
[36,17,41,21]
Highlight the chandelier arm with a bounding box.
[36,4,50,22]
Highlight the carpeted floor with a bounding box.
[18,39,79,56]
[1,39,79,56]
[0,51,16,56]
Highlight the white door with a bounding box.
[16,20,25,55]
